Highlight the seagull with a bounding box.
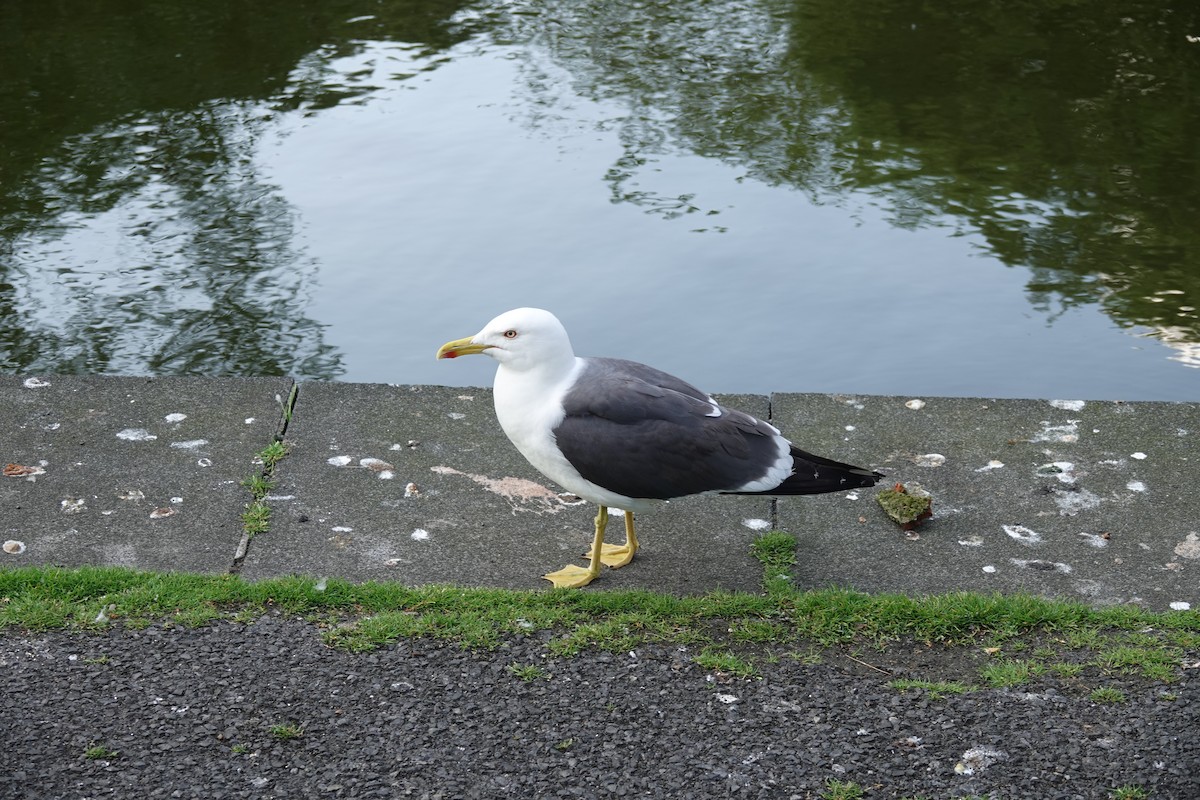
[436,308,882,588]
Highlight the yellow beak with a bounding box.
[436,336,493,360]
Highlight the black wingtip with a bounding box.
[726,448,884,497]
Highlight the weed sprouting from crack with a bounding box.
[241,439,289,539]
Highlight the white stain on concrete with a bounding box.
[844,491,860,500]
[1174,533,1200,560]
[914,453,946,467]
[1037,461,1077,484]
[23,377,51,388]
[197,458,212,467]
[1054,487,1101,516]
[1010,558,1073,574]
[1002,524,1042,545]
[1126,480,1147,492]
[331,526,353,533]
[164,413,187,423]
[1050,399,1085,411]
[958,537,984,547]
[360,457,392,471]
[904,399,926,410]
[359,458,395,479]
[742,518,771,531]
[61,498,86,514]
[446,412,466,420]
[431,465,588,514]
[170,439,208,450]
[245,418,255,424]
[327,455,353,467]
[2,541,26,555]
[982,565,997,573]
[1169,601,1192,611]
[975,460,1004,472]
[1131,451,1148,460]
[117,489,144,501]
[411,529,430,541]
[1032,420,1080,443]
[116,428,157,441]
[1077,532,1109,549]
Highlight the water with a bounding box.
[2,0,1198,400]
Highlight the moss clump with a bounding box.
[876,482,934,530]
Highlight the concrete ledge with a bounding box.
[3,376,1197,609]
[1,376,292,574]
[239,384,769,594]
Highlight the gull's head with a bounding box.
[437,307,575,372]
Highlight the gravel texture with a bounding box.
[2,615,1197,799]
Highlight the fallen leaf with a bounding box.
[4,463,45,477]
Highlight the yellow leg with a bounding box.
[543,506,608,588]
[593,510,638,568]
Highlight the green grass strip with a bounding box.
[2,540,1196,671]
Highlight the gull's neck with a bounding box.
[493,354,584,441]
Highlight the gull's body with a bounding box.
[437,307,882,587]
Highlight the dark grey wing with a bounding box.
[552,358,782,500]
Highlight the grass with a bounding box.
[888,678,973,700]
[507,662,550,682]
[268,722,303,740]
[980,658,1043,688]
[821,779,864,800]
[1110,787,1149,800]
[750,530,797,596]
[0,532,1196,693]
[84,743,118,760]
[695,647,758,679]
[1090,686,1128,704]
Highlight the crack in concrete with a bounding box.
[228,380,299,575]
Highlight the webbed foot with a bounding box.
[542,563,600,589]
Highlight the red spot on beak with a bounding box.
[443,351,457,359]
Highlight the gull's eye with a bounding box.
[503,329,518,339]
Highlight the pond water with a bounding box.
[2,0,1198,400]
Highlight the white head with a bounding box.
[437,307,576,374]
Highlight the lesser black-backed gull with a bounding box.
[437,308,882,588]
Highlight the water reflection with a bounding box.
[492,0,1200,356]
[0,0,473,378]
[0,0,1197,384]
[786,0,1200,362]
